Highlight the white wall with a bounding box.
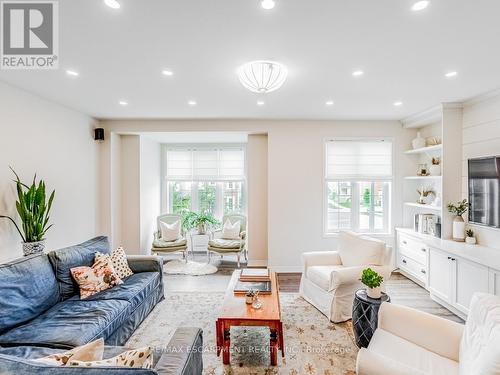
[0,82,98,262]
[462,92,500,248]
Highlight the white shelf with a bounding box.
[404,175,442,180]
[404,202,442,212]
[404,144,442,155]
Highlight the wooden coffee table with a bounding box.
[216,270,284,366]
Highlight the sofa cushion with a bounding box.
[459,293,500,375]
[338,231,385,267]
[0,298,130,348]
[208,238,242,249]
[48,236,111,300]
[369,328,459,375]
[0,254,60,333]
[152,237,187,248]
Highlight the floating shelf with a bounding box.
[404,202,442,212]
[404,144,442,155]
[404,175,442,180]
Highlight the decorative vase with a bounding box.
[366,286,382,299]
[465,236,477,245]
[245,295,254,304]
[412,132,426,149]
[429,164,441,176]
[197,223,206,235]
[452,216,466,242]
[22,240,46,256]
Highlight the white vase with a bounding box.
[429,164,441,176]
[412,132,426,149]
[465,237,477,245]
[366,286,382,299]
[452,216,465,242]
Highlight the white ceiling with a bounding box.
[1,0,500,120]
[141,132,248,143]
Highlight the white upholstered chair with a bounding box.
[208,214,247,268]
[151,214,188,261]
[356,292,500,375]
[299,231,392,322]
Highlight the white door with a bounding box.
[453,257,489,314]
[428,248,452,303]
[490,269,500,297]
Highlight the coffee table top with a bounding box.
[218,270,281,321]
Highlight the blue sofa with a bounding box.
[0,237,203,374]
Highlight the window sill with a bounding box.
[323,232,394,239]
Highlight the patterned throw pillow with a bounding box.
[35,338,104,366]
[108,247,133,279]
[68,346,154,369]
[70,253,123,299]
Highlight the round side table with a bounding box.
[352,289,390,348]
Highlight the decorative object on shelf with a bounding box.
[417,163,429,176]
[251,290,263,309]
[360,268,384,299]
[412,132,426,149]
[237,60,288,93]
[416,187,435,205]
[414,214,440,237]
[465,229,477,245]
[429,157,441,176]
[352,289,391,348]
[0,168,55,256]
[447,199,469,242]
[245,289,256,304]
[430,192,441,207]
[181,211,219,235]
[426,136,441,146]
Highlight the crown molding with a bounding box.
[400,105,442,128]
[463,87,500,107]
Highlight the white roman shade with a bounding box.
[166,145,245,181]
[326,139,393,179]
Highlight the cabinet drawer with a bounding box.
[399,234,428,264]
[399,254,427,283]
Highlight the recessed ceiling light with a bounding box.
[411,1,429,11]
[325,100,334,106]
[104,0,120,9]
[162,70,173,76]
[66,70,79,77]
[119,101,128,106]
[261,0,275,10]
[393,101,403,107]
[445,71,458,78]
[257,100,265,106]
[352,70,364,77]
[188,100,197,106]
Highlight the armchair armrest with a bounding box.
[356,348,425,375]
[302,251,342,274]
[240,230,247,240]
[127,255,163,274]
[329,265,392,291]
[378,302,464,362]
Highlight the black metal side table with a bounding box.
[352,289,390,348]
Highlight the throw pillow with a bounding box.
[160,220,181,242]
[35,338,104,366]
[68,346,154,369]
[337,231,385,267]
[71,253,123,299]
[108,247,133,279]
[222,219,240,240]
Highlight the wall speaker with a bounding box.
[94,128,105,142]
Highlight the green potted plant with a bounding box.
[182,211,219,234]
[465,229,477,245]
[0,168,55,256]
[447,199,469,242]
[360,268,384,299]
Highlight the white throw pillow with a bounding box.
[222,219,240,240]
[459,293,500,375]
[160,220,181,242]
[337,231,385,267]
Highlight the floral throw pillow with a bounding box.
[107,247,133,279]
[34,338,104,366]
[68,346,154,369]
[71,253,123,299]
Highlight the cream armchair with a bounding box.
[208,214,247,268]
[151,214,188,261]
[299,231,392,322]
[356,293,500,375]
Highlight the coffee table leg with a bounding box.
[222,328,231,365]
[279,321,285,358]
[216,320,221,356]
[270,329,278,366]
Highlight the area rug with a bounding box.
[163,260,218,276]
[127,292,358,374]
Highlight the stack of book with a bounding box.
[234,268,271,295]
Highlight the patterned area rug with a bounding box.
[127,292,358,374]
[163,260,218,275]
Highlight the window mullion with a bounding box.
[351,182,360,232]
[370,181,375,231]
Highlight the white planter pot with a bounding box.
[452,216,466,242]
[366,286,382,299]
[429,164,441,176]
[466,237,477,245]
[412,132,426,149]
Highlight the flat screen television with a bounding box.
[468,156,500,228]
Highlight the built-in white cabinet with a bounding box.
[490,269,500,297]
[397,232,428,286]
[453,257,489,314]
[428,248,452,303]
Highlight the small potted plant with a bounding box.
[466,229,477,245]
[245,289,256,304]
[182,211,219,234]
[447,199,469,242]
[360,268,384,299]
[430,157,441,176]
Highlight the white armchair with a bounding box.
[356,292,500,375]
[299,231,392,322]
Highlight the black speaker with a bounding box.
[94,128,105,142]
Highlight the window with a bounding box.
[325,139,392,234]
[163,145,246,219]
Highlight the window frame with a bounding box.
[323,138,394,237]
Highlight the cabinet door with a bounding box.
[453,257,489,314]
[489,269,500,297]
[428,249,452,303]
